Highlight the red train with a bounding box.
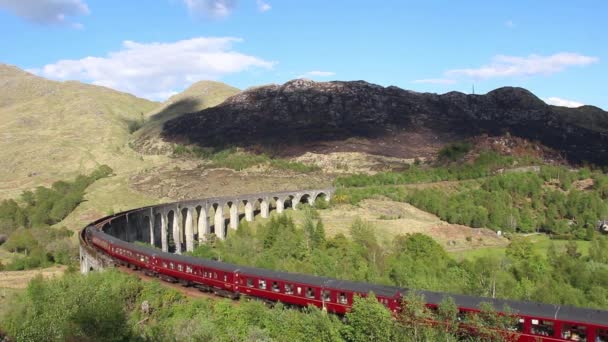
[84,226,608,342]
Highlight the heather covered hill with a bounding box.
[162,79,608,165]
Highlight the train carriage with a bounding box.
[84,225,608,342]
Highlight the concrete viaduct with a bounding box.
[97,188,333,257]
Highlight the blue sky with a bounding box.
[0,0,606,108]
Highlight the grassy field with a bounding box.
[450,234,592,261]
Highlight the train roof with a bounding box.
[325,279,402,298]
[413,289,608,326]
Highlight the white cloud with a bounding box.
[505,20,515,28]
[256,0,270,12]
[543,97,584,108]
[447,52,598,79]
[183,0,236,18]
[297,70,336,78]
[32,37,275,100]
[412,78,456,85]
[0,0,89,26]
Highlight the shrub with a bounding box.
[269,159,320,173]
[438,141,472,161]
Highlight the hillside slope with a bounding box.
[162,79,608,164]
[0,64,159,198]
[132,80,239,154]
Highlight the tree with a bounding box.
[589,235,608,264]
[343,293,395,342]
[398,291,432,340]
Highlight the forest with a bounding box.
[335,147,608,239]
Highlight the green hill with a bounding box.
[0,64,159,198]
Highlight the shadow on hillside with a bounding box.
[122,98,202,134]
[149,98,201,123]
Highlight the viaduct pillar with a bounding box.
[214,206,225,240]
[244,202,254,222]
[185,208,194,252]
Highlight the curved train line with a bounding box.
[79,189,608,342]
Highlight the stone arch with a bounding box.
[315,192,329,203]
[138,215,149,244]
[283,195,295,210]
[153,212,162,247]
[299,193,313,207]
[167,210,176,253]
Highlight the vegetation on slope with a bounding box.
[0,268,517,341]
[191,210,608,310]
[0,165,113,270]
[172,144,320,172]
[334,143,608,239]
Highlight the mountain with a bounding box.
[161,79,608,164]
[0,64,158,198]
[132,80,239,154]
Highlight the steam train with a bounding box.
[82,224,608,342]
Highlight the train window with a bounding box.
[213,272,218,279]
[224,274,228,282]
[512,318,524,332]
[531,319,554,337]
[285,284,294,294]
[297,287,302,295]
[259,280,267,290]
[203,271,208,278]
[246,278,254,287]
[144,257,149,263]
[140,256,145,262]
[177,264,183,272]
[272,282,280,292]
[169,263,175,269]
[338,292,348,304]
[186,266,192,273]
[162,262,168,268]
[322,290,331,302]
[597,329,608,342]
[305,287,315,299]
[562,324,587,341]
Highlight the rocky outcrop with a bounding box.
[162,79,608,164]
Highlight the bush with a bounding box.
[270,159,320,173]
[438,141,472,161]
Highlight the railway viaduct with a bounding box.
[81,188,333,273]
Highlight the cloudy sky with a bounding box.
[0,0,606,108]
